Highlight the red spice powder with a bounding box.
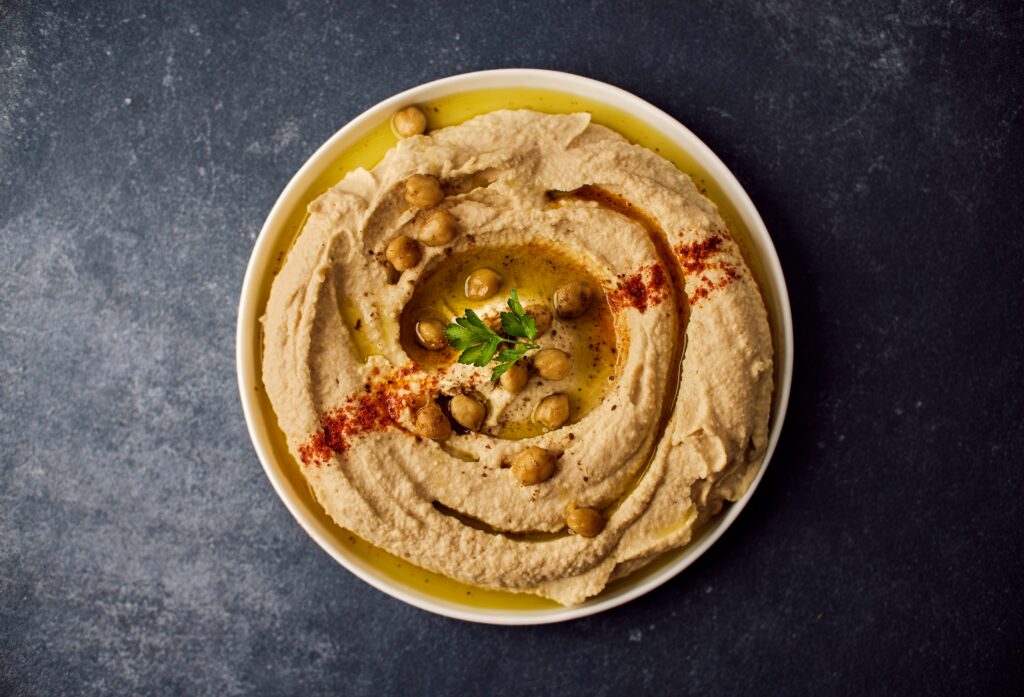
[298,365,426,466]
[608,263,670,313]
[677,236,723,274]
[675,233,740,305]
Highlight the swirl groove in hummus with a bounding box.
[261,110,773,605]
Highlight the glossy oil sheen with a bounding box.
[400,243,619,440]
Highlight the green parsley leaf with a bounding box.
[499,288,538,340]
[444,289,542,381]
[444,310,504,367]
[490,342,539,382]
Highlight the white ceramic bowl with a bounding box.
[237,68,793,625]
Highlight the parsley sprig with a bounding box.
[444,289,540,382]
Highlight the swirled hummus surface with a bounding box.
[261,110,773,605]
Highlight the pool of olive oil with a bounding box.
[400,242,619,440]
[253,87,784,611]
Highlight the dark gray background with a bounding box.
[2,0,1021,695]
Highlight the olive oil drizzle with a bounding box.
[399,243,619,439]
[432,501,566,541]
[552,186,690,519]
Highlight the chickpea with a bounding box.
[534,393,570,430]
[449,394,486,432]
[499,361,528,393]
[415,319,447,350]
[385,235,421,272]
[419,208,458,246]
[533,348,572,380]
[510,446,556,486]
[414,402,451,441]
[393,106,427,138]
[553,281,594,319]
[524,302,552,337]
[566,504,605,537]
[465,268,503,301]
[404,174,445,209]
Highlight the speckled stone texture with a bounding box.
[1,0,1021,694]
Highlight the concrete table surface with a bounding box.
[1,1,1021,695]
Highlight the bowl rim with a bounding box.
[237,68,794,625]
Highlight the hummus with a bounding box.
[261,110,773,605]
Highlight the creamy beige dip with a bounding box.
[261,110,773,605]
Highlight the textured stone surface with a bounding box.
[2,1,1022,694]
